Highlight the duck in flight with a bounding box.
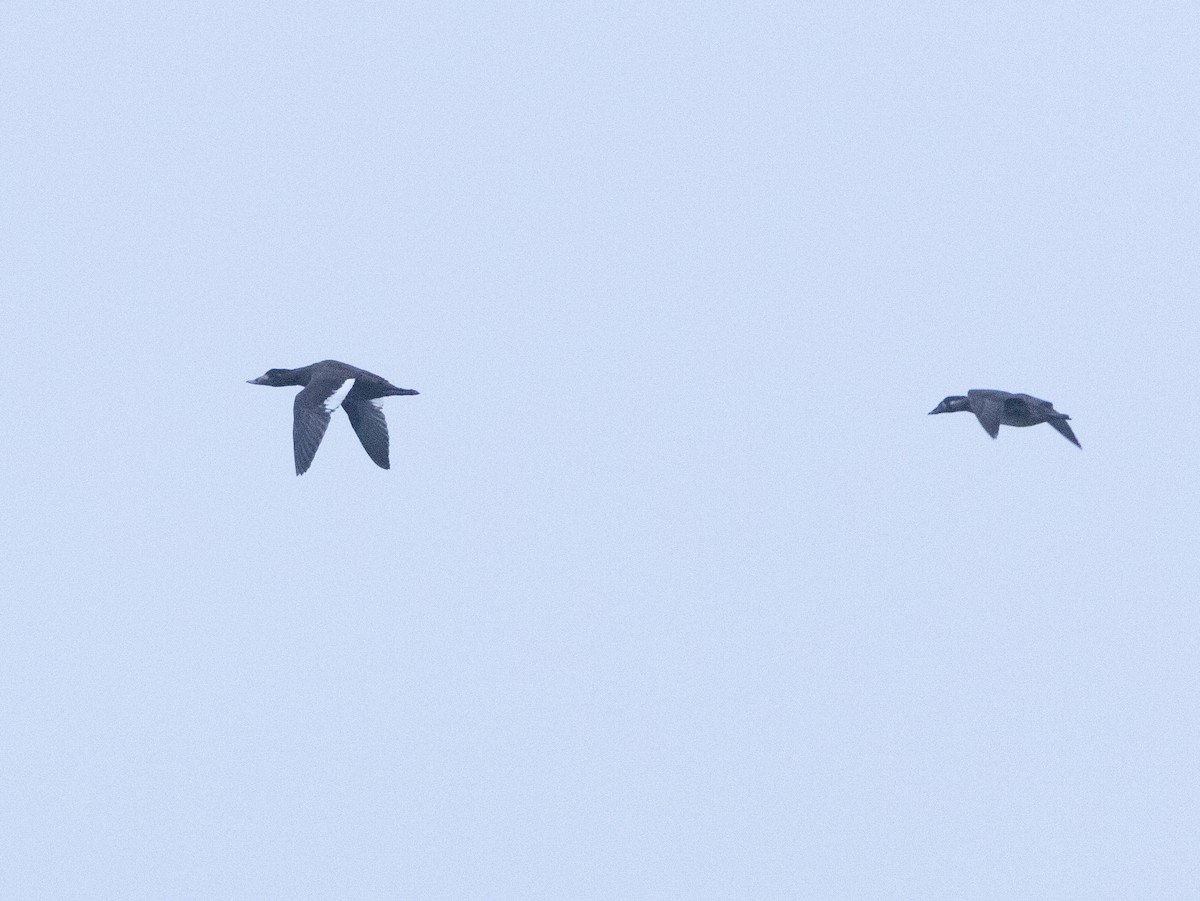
[248,360,420,474]
[929,389,1080,448]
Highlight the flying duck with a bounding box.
[248,360,420,474]
[929,389,1080,448]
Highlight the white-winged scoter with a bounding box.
[248,360,419,474]
[929,389,1080,448]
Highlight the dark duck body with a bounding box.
[248,360,419,474]
[929,389,1080,448]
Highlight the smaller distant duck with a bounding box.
[929,389,1080,448]
[248,360,420,474]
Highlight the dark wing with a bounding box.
[966,390,1005,439]
[1017,393,1055,408]
[1048,416,1081,448]
[292,375,356,475]
[343,397,390,469]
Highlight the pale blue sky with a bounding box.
[3,2,1200,898]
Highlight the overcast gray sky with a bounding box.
[4,2,1200,898]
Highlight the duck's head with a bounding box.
[929,395,970,415]
[247,368,298,387]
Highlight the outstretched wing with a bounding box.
[966,390,1005,439]
[292,376,355,475]
[1048,416,1081,448]
[343,397,390,469]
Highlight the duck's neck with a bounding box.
[279,366,314,386]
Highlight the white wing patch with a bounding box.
[322,378,355,413]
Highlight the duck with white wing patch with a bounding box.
[248,360,420,474]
